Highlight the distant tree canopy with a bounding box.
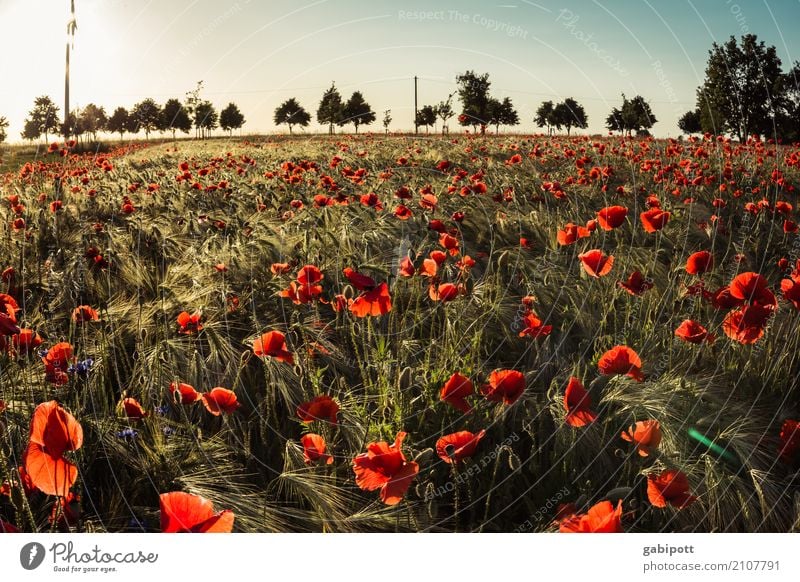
[534,100,556,135]
[487,97,519,133]
[456,70,492,132]
[606,94,657,136]
[553,98,587,135]
[161,99,192,139]
[435,96,455,134]
[0,116,8,145]
[317,83,344,134]
[26,96,60,143]
[274,98,311,134]
[220,102,245,136]
[79,103,107,142]
[194,101,218,139]
[415,105,437,133]
[341,91,375,133]
[132,99,162,139]
[382,109,392,133]
[678,109,702,135]
[107,107,133,140]
[695,34,799,141]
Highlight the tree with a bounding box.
[28,96,60,143]
[534,101,556,135]
[185,81,205,139]
[274,98,310,134]
[341,91,375,134]
[456,71,492,133]
[415,105,437,133]
[219,103,245,136]
[0,116,8,145]
[194,101,218,139]
[79,103,107,141]
[696,34,785,140]
[61,109,86,143]
[436,95,455,135]
[161,98,192,140]
[553,98,587,135]
[132,98,162,139]
[317,83,344,135]
[488,97,519,134]
[606,94,657,136]
[678,110,702,135]
[22,118,41,142]
[382,109,392,134]
[107,107,132,140]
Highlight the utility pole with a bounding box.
[414,76,418,135]
[65,0,77,137]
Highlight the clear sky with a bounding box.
[1,0,799,141]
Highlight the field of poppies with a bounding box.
[1,132,799,533]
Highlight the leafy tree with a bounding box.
[194,101,218,139]
[678,110,702,135]
[317,83,344,135]
[696,34,785,140]
[553,98,587,135]
[107,107,133,140]
[606,94,657,136]
[456,70,492,133]
[341,91,375,134]
[22,118,41,142]
[382,109,392,134]
[220,102,245,136]
[185,81,205,139]
[161,99,192,140]
[780,61,800,142]
[79,103,107,142]
[132,98,163,139]
[534,101,556,135]
[436,95,455,135]
[28,96,60,143]
[274,98,311,134]
[0,116,8,145]
[488,97,519,134]
[61,109,85,142]
[415,105,437,133]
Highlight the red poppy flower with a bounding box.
[674,319,715,344]
[176,311,203,335]
[618,271,653,296]
[0,293,19,334]
[435,430,486,463]
[71,305,99,324]
[169,382,201,404]
[297,395,339,425]
[564,377,597,427]
[482,369,525,405]
[685,251,714,275]
[596,206,628,230]
[782,277,800,310]
[398,256,416,277]
[439,233,460,256]
[343,268,377,291]
[297,265,324,285]
[418,258,438,277]
[598,345,643,381]
[430,250,447,265]
[23,401,83,497]
[349,282,392,317]
[621,420,662,457]
[578,249,614,278]
[647,469,696,509]
[518,312,553,338]
[43,342,72,369]
[640,208,671,233]
[201,388,240,416]
[252,331,294,364]
[429,283,459,302]
[559,500,623,533]
[393,204,413,220]
[440,372,474,413]
[353,431,419,505]
[122,397,148,420]
[779,419,800,463]
[159,491,234,533]
[301,433,333,465]
[711,286,745,309]
[270,262,292,275]
[729,272,776,306]
[557,223,591,246]
[722,305,772,344]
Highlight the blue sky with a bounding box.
[1,0,799,140]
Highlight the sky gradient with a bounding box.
[1,0,799,141]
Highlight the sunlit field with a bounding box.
[1,133,799,533]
